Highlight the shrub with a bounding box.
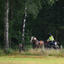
[4,48,13,55]
[0,49,5,55]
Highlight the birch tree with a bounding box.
[4,0,9,50]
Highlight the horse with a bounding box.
[30,36,44,48]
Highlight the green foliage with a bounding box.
[25,29,32,44]
[47,0,58,5]
[0,49,5,55]
[0,0,4,44]
[0,0,64,47]
[27,0,42,18]
[4,48,13,55]
[9,20,14,39]
[13,30,21,44]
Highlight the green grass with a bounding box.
[0,48,64,64]
[0,55,64,64]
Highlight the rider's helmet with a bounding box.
[50,34,52,36]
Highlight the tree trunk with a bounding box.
[21,3,27,46]
[59,28,62,43]
[4,0,9,50]
[9,0,13,47]
[21,14,26,46]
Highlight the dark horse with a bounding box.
[30,36,44,48]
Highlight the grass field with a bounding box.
[0,55,64,64]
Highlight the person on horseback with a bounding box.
[47,34,55,45]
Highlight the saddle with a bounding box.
[37,40,40,45]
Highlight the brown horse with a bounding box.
[30,36,44,48]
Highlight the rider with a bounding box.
[47,34,55,45]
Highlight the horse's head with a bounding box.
[30,36,37,43]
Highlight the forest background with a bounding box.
[0,0,64,49]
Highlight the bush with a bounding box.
[0,49,5,55]
[4,48,13,55]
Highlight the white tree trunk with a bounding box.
[21,3,27,46]
[4,0,9,50]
